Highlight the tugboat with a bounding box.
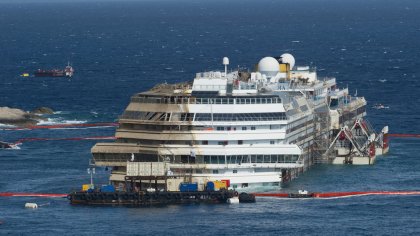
[288,190,314,198]
[34,63,74,78]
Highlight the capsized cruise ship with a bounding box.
[91,54,389,191]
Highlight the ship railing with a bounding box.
[168,162,304,169]
[131,96,282,105]
[93,157,305,168]
[118,113,288,122]
[336,97,366,111]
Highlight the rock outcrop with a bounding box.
[31,107,54,115]
[0,107,49,126]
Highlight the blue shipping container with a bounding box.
[100,185,115,193]
[179,182,198,192]
[206,181,215,191]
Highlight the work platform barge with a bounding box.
[69,174,256,206]
[89,53,389,191]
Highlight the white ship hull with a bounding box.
[90,53,389,190]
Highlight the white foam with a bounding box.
[0,123,17,128]
[10,144,21,150]
[37,118,87,125]
[53,111,71,115]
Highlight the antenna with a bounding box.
[223,57,229,76]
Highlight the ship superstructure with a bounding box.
[91,54,388,191]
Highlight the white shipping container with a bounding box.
[126,162,166,176]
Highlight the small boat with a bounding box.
[288,190,314,198]
[372,104,389,110]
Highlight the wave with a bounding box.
[53,111,71,115]
[0,123,17,128]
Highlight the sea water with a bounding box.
[1,0,420,234]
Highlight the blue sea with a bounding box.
[1,0,420,235]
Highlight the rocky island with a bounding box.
[0,106,53,127]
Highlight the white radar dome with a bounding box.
[223,57,229,65]
[258,57,280,77]
[280,53,295,69]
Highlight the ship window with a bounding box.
[278,155,285,163]
[271,155,278,163]
[242,127,247,130]
[270,140,275,145]
[202,140,208,145]
[218,156,226,164]
[264,155,270,163]
[181,155,190,164]
[217,127,224,131]
[251,155,257,163]
[257,155,263,163]
[238,140,243,145]
[330,98,338,107]
[233,170,238,174]
[236,156,242,165]
[251,126,256,130]
[213,170,219,174]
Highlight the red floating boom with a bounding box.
[253,191,420,198]
[388,134,420,138]
[1,191,420,199]
[0,192,67,198]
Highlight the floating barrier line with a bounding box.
[253,191,420,198]
[2,122,118,131]
[2,191,420,199]
[389,134,420,138]
[0,192,67,198]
